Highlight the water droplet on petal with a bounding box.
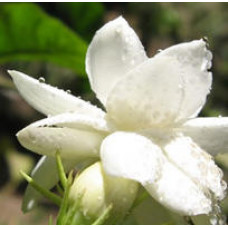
[210,215,218,225]
[38,77,45,83]
[218,115,222,118]
[115,28,121,34]
[203,36,209,43]
[157,49,163,53]
[178,84,183,89]
[66,89,71,94]
[209,200,226,225]
[207,61,212,69]
[221,180,227,191]
[130,59,135,65]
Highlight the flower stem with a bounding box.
[56,171,74,224]
[20,170,61,206]
[56,151,67,189]
[92,204,113,225]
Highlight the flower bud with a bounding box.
[69,162,139,223]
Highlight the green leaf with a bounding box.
[0,3,87,75]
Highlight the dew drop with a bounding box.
[218,114,222,118]
[27,200,35,210]
[209,200,226,225]
[209,215,218,225]
[203,36,209,43]
[38,77,45,83]
[221,180,227,191]
[130,59,135,65]
[157,49,163,53]
[178,84,183,89]
[207,61,212,69]
[66,89,71,94]
[115,28,121,34]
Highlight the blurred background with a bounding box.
[0,2,227,224]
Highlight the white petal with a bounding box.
[17,126,104,159]
[9,70,105,117]
[86,16,147,105]
[22,156,76,212]
[30,112,112,133]
[144,161,211,216]
[156,39,212,119]
[106,56,184,130]
[101,132,164,183]
[181,117,228,156]
[163,135,226,201]
[101,132,211,215]
[106,40,212,130]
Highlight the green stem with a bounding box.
[56,151,67,189]
[20,170,61,206]
[92,204,113,225]
[56,171,73,224]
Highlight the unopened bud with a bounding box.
[69,162,139,223]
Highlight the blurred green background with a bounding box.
[0,2,227,224]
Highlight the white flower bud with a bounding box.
[69,162,139,222]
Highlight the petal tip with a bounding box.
[7,70,18,80]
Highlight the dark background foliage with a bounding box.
[0,2,227,224]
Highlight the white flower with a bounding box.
[9,16,228,216]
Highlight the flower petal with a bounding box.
[29,112,112,133]
[101,132,211,215]
[101,132,164,183]
[144,161,211,216]
[106,40,212,130]
[156,39,212,119]
[106,56,184,130]
[163,135,226,201]
[8,70,105,117]
[22,156,76,212]
[86,16,147,105]
[17,126,104,159]
[181,117,228,156]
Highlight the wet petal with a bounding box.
[181,117,228,156]
[106,40,212,130]
[9,70,105,117]
[22,156,76,212]
[86,16,147,105]
[156,39,212,119]
[144,161,211,216]
[101,132,211,215]
[17,126,104,159]
[106,56,184,130]
[163,135,226,201]
[29,112,112,133]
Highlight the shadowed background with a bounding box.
[0,2,227,224]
